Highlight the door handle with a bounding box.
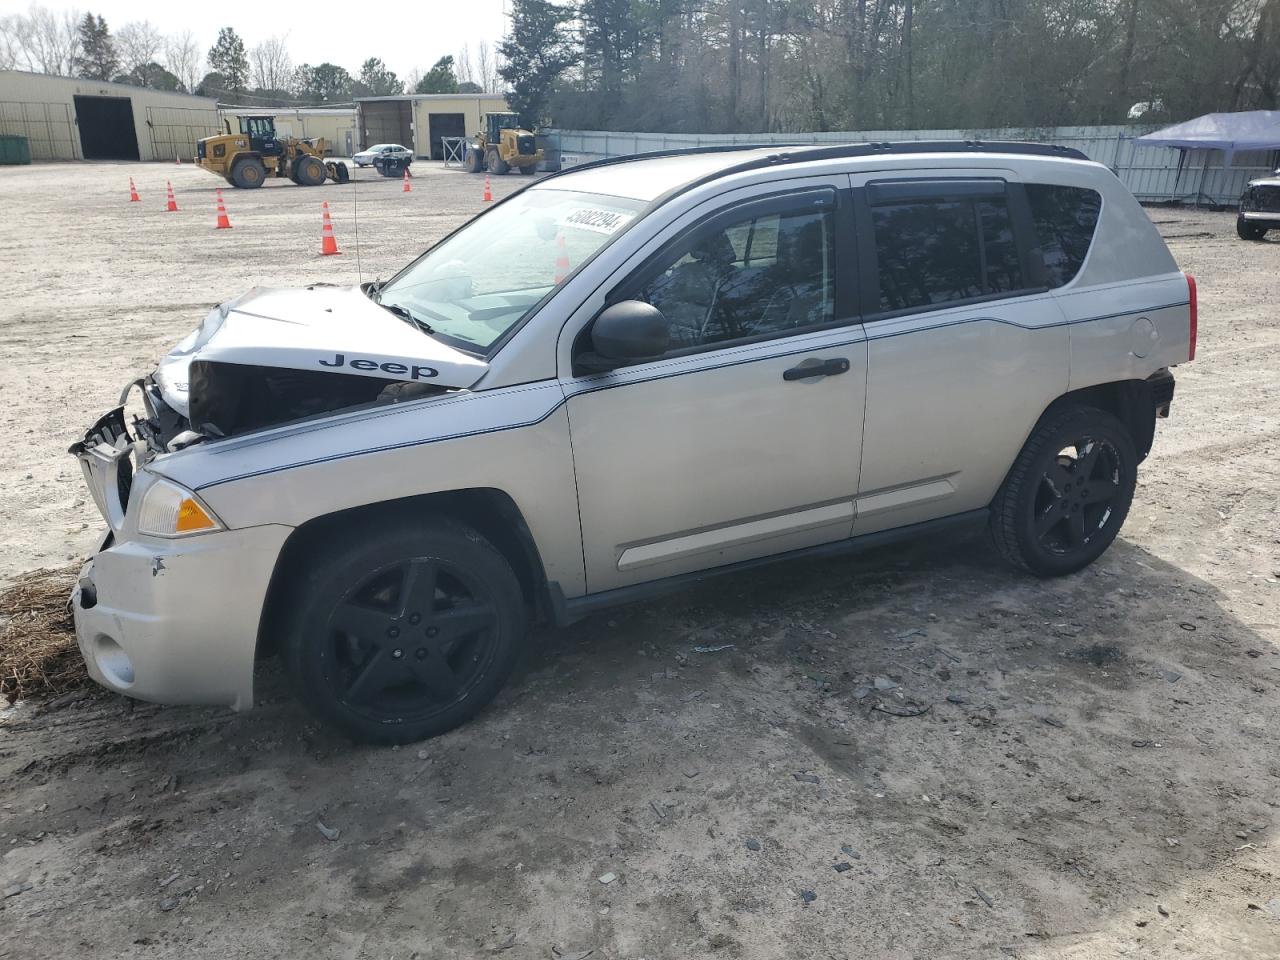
[783,357,851,381]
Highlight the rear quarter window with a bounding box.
[1025,184,1102,288]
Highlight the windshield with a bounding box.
[376,188,646,352]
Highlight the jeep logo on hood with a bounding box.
[319,353,439,380]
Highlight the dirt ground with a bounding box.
[1,162,1278,960]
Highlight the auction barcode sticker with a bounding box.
[557,208,634,235]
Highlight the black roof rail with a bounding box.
[536,138,1090,188]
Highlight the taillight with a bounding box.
[1186,273,1198,361]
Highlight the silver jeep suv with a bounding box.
[70,142,1197,742]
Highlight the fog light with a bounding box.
[94,635,135,686]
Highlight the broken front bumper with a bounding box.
[71,523,292,711]
[69,406,292,711]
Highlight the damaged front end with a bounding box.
[70,285,491,527]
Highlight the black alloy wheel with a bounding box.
[284,518,525,743]
[1031,438,1123,556]
[990,406,1137,576]
[328,558,499,720]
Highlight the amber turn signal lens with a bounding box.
[175,497,217,533]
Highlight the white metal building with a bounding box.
[356,93,511,159]
[0,70,218,162]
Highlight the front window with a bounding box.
[375,189,645,352]
[628,196,835,353]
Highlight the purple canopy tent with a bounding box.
[1132,111,1280,203]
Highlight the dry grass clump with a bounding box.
[1,564,85,703]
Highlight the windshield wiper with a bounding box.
[378,301,434,335]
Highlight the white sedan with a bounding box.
[353,143,412,167]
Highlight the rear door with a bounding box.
[849,170,1070,534]
[562,180,869,592]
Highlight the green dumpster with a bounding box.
[0,135,32,165]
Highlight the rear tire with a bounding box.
[989,406,1137,577]
[519,163,537,175]
[1236,217,1267,241]
[295,155,326,186]
[283,517,526,744]
[230,158,266,189]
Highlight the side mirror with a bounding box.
[590,300,670,365]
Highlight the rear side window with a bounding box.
[869,189,1025,312]
[1025,184,1102,288]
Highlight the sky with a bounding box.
[0,0,511,83]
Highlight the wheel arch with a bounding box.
[255,488,552,661]
[1039,378,1159,462]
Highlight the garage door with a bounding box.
[74,95,139,160]
[427,113,465,160]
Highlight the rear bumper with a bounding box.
[71,524,293,711]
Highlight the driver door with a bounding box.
[563,182,868,593]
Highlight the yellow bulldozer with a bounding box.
[196,116,350,189]
[462,112,542,176]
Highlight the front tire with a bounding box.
[488,149,509,175]
[230,157,266,189]
[295,155,326,186]
[463,147,483,173]
[1236,217,1267,241]
[283,518,526,744]
[989,406,1137,577]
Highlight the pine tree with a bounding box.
[357,57,403,97]
[414,56,458,95]
[499,0,578,128]
[73,14,117,81]
[207,27,248,92]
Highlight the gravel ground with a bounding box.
[1,162,1279,960]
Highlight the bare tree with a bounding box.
[0,14,37,71]
[456,42,475,84]
[116,20,162,76]
[249,35,292,91]
[14,5,83,75]
[164,30,203,93]
[476,39,499,92]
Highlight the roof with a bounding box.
[0,68,216,105]
[1136,111,1280,159]
[355,93,508,103]
[536,141,1091,202]
[220,106,356,116]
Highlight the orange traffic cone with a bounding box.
[482,174,493,203]
[320,201,340,256]
[175,153,181,165]
[402,168,412,193]
[553,234,571,284]
[128,177,140,202]
[165,180,178,212]
[215,189,232,229]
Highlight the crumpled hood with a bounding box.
[155,285,489,416]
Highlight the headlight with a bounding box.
[136,478,223,538]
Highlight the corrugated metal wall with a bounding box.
[146,105,218,162]
[0,100,77,160]
[0,71,218,161]
[544,125,1280,204]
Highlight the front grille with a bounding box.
[1244,184,1280,213]
[517,135,536,156]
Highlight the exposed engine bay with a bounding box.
[102,283,493,456]
[131,363,445,454]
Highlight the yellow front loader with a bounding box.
[197,116,350,189]
[462,113,542,175]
